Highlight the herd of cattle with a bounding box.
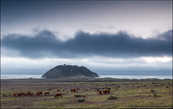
[11,87,112,98]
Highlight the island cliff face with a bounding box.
[42,65,98,79]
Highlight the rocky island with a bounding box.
[42,64,98,79]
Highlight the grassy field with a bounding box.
[1,79,172,109]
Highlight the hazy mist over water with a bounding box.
[1,73,172,79]
[1,70,172,79]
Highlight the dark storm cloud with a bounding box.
[2,0,171,24]
[2,30,172,58]
[1,0,112,23]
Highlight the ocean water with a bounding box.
[1,74,172,79]
[99,74,172,79]
[1,74,42,79]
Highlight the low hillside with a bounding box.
[42,64,98,79]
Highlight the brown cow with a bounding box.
[17,92,25,97]
[103,90,109,94]
[97,88,111,95]
[26,91,33,96]
[36,91,43,96]
[13,91,34,97]
[54,93,63,98]
[103,88,111,95]
[16,93,21,97]
[96,88,100,92]
[98,90,103,95]
[13,92,28,97]
[70,88,78,93]
[13,93,17,97]
[44,92,50,96]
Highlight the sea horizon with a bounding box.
[1,73,172,79]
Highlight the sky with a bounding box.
[1,0,172,75]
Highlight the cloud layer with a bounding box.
[2,30,172,58]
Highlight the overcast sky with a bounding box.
[1,0,172,75]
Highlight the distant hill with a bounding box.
[42,65,98,79]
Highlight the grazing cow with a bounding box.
[36,91,43,96]
[13,93,17,97]
[27,91,34,96]
[96,88,102,95]
[70,88,78,93]
[107,90,110,94]
[103,90,110,95]
[97,88,111,95]
[17,93,22,97]
[98,90,103,95]
[105,88,111,94]
[44,92,50,96]
[96,88,103,92]
[13,92,30,97]
[54,93,63,98]
[17,92,25,97]
[13,93,22,97]
[96,88,100,92]
[103,90,107,94]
